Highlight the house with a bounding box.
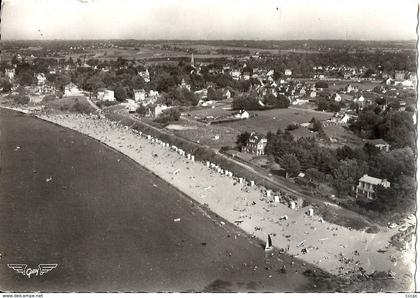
[365,139,390,152]
[138,69,150,82]
[223,89,231,99]
[179,78,191,91]
[230,70,241,80]
[356,174,390,200]
[242,72,251,80]
[5,68,15,80]
[234,110,250,120]
[292,98,309,105]
[125,99,139,113]
[36,73,46,85]
[37,81,55,94]
[284,69,292,76]
[64,82,83,97]
[133,89,146,102]
[339,113,357,124]
[345,84,358,93]
[385,78,394,86]
[409,73,417,85]
[354,95,365,104]
[242,132,267,156]
[395,71,405,82]
[401,80,414,87]
[194,89,208,100]
[148,104,170,118]
[97,89,115,101]
[332,93,342,102]
[398,101,407,111]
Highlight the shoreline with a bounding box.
[2,105,414,290]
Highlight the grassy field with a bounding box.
[214,107,334,134]
[323,125,364,148]
[179,106,334,149]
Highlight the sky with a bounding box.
[1,0,418,40]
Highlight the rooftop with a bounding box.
[359,174,390,187]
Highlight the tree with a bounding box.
[263,93,289,109]
[207,87,223,101]
[236,131,251,149]
[306,168,325,182]
[280,154,301,178]
[17,72,35,86]
[232,94,261,110]
[332,159,367,196]
[136,104,147,116]
[171,87,198,106]
[154,108,181,124]
[0,79,12,93]
[14,94,30,105]
[114,86,127,102]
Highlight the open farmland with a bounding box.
[64,46,234,63]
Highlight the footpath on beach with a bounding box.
[4,106,415,287]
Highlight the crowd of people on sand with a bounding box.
[28,109,415,287]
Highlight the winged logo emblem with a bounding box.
[8,264,58,278]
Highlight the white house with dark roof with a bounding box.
[97,89,115,101]
[356,174,390,200]
[284,69,292,76]
[5,68,15,81]
[64,82,83,97]
[365,139,390,152]
[242,132,267,156]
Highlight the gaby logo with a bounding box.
[7,264,58,278]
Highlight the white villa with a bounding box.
[356,174,390,200]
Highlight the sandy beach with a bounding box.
[8,107,413,289]
[32,111,415,281]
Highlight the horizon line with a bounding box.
[1,38,417,42]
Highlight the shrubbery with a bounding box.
[42,94,57,103]
[154,108,180,124]
[95,100,119,108]
[14,94,30,105]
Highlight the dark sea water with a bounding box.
[0,108,318,292]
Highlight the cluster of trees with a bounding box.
[232,92,289,110]
[316,97,342,112]
[264,128,415,213]
[349,105,416,150]
[154,108,181,124]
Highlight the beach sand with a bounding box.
[32,111,415,289]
